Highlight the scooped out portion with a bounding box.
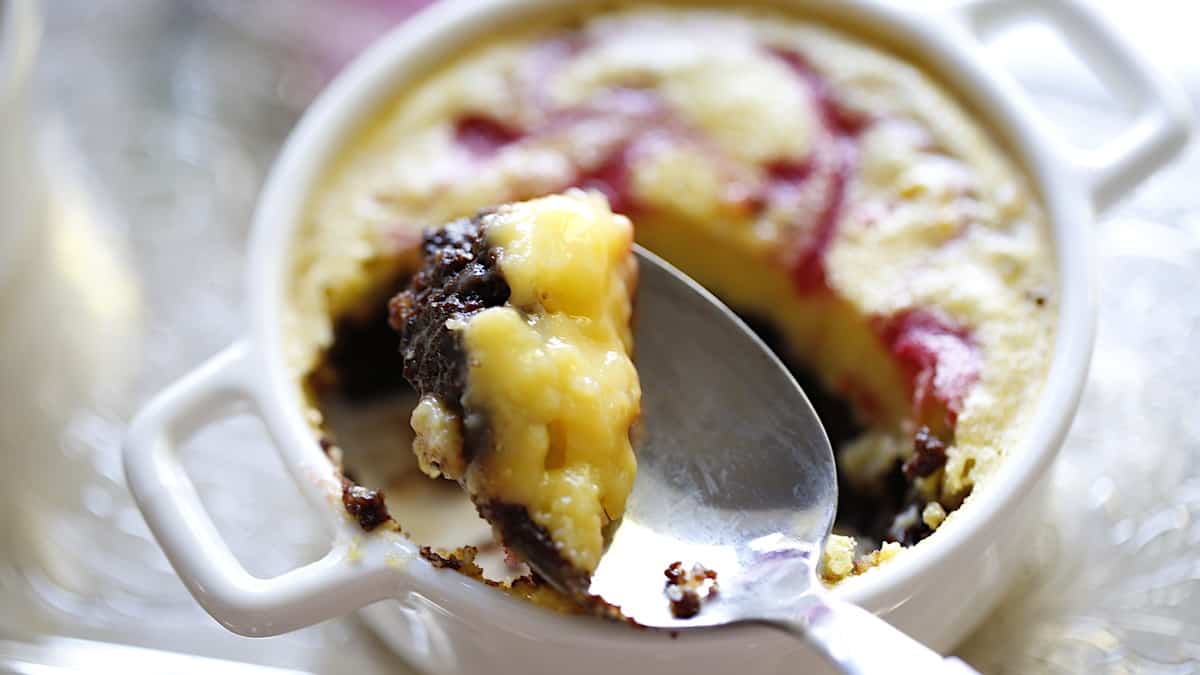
[293,5,1058,588]
[389,190,640,590]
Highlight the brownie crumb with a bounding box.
[664,561,718,619]
[902,426,948,480]
[667,562,686,583]
[419,545,635,623]
[419,545,482,573]
[579,589,637,624]
[669,586,701,619]
[341,481,391,531]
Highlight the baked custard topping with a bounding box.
[392,191,639,579]
[293,5,1057,587]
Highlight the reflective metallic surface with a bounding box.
[591,249,970,673]
[1,1,1199,673]
[588,247,836,627]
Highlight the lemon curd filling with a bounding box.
[398,192,640,575]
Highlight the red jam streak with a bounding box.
[454,115,524,157]
[443,36,985,427]
[874,309,981,426]
[448,40,866,293]
[768,48,868,137]
[768,137,854,293]
[452,37,590,157]
[558,89,671,215]
[767,47,864,294]
[575,142,638,215]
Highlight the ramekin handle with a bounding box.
[124,340,395,636]
[948,0,1192,212]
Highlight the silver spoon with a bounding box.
[557,247,979,674]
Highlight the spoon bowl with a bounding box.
[569,248,978,674]
[584,247,836,627]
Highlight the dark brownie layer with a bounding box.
[477,501,593,596]
[388,212,510,419]
[388,213,594,597]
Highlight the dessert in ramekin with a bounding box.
[290,5,1054,586]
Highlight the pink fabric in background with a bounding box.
[303,0,434,76]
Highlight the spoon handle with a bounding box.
[770,595,980,675]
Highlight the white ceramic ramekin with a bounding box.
[0,0,43,289]
[124,0,1191,673]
